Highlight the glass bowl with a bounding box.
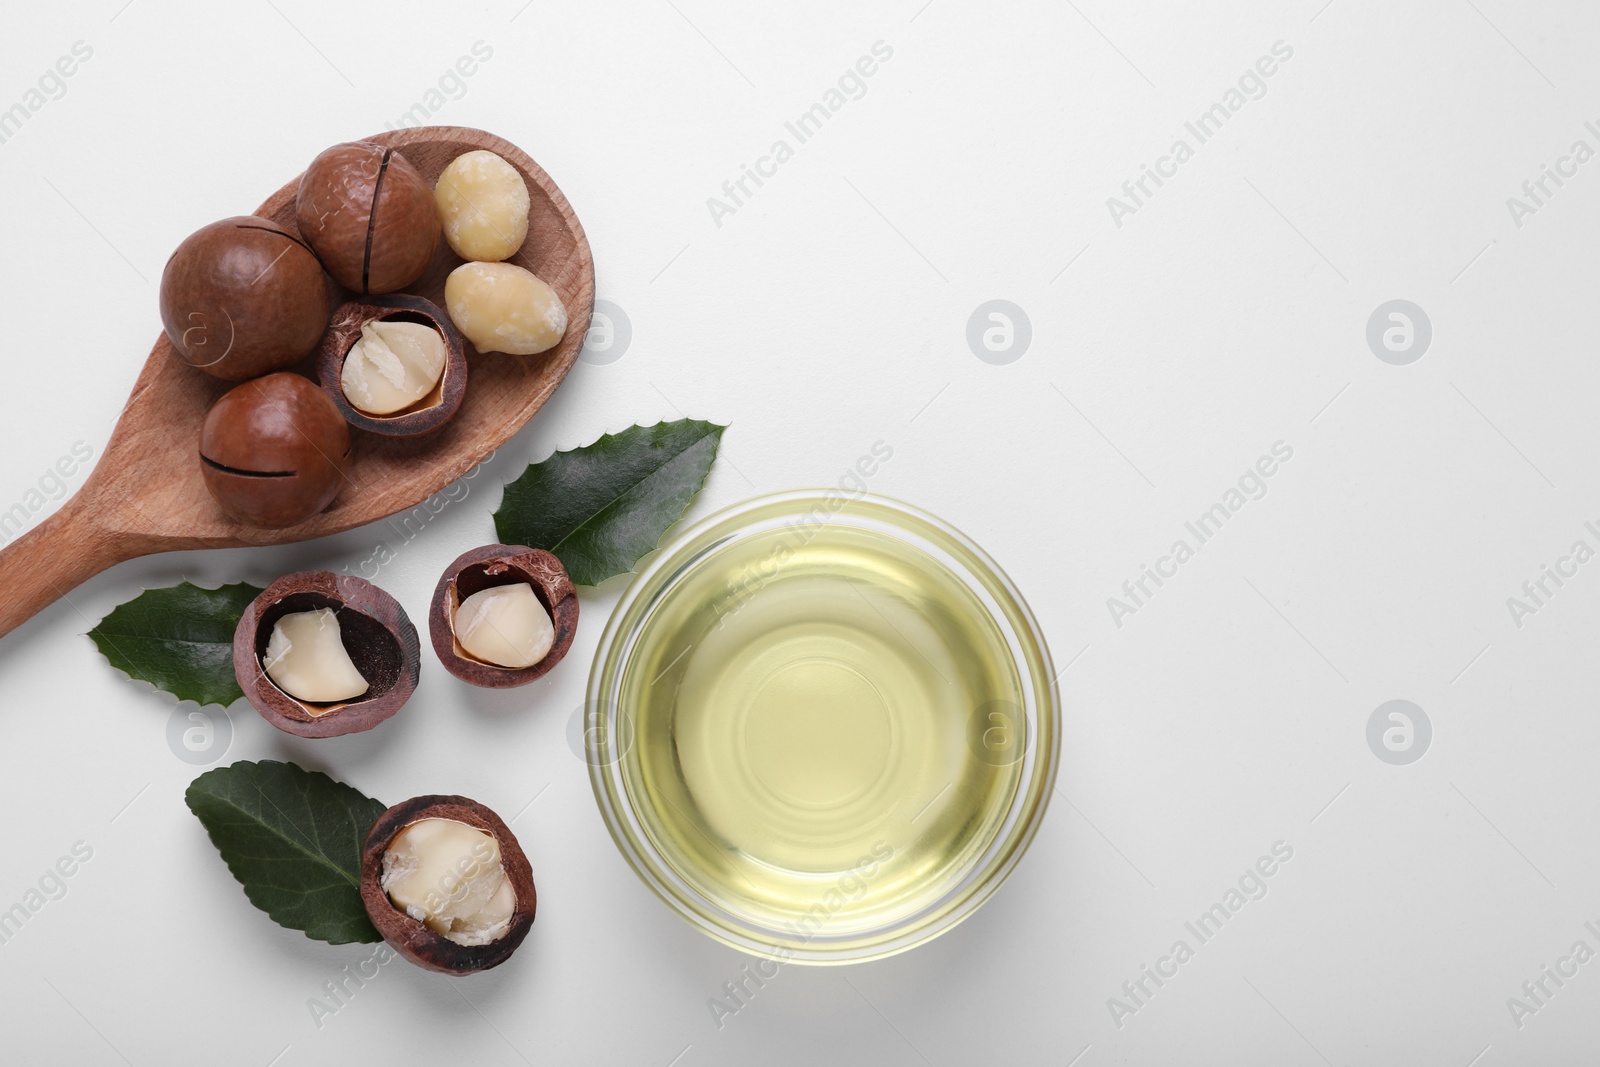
[585,490,1059,964]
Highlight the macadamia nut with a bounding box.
[434,151,530,262]
[262,608,369,706]
[199,373,350,528]
[454,584,553,669]
[444,262,567,356]
[296,142,440,294]
[381,818,515,946]
[340,320,447,416]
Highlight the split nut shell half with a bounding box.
[233,571,420,738]
[360,795,536,975]
[314,294,467,437]
[429,545,578,688]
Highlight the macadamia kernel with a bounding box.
[262,608,368,706]
[434,151,530,262]
[340,320,447,416]
[454,584,553,669]
[444,262,566,356]
[381,819,515,946]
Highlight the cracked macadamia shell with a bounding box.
[360,796,536,975]
[233,571,420,738]
[428,545,579,688]
[313,294,467,438]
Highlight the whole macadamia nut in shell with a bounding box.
[199,372,351,527]
[233,571,421,737]
[296,142,441,294]
[434,150,530,262]
[159,217,331,380]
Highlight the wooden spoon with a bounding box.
[0,126,593,640]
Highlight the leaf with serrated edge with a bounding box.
[494,419,726,586]
[89,581,262,707]
[186,760,386,945]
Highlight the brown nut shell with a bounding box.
[159,216,331,380]
[296,141,441,294]
[429,544,578,688]
[199,373,351,527]
[233,571,419,738]
[314,294,466,437]
[360,795,536,975]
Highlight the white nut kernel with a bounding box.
[434,150,530,262]
[444,261,566,356]
[381,818,515,946]
[340,320,447,416]
[261,608,368,707]
[454,583,553,669]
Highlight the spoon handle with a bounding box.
[0,498,142,639]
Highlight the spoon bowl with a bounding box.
[0,126,593,640]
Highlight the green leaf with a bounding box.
[494,419,726,586]
[186,760,386,945]
[88,581,262,707]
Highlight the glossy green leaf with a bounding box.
[494,419,726,585]
[88,581,262,707]
[186,760,386,945]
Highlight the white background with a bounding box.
[0,0,1595,1063]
